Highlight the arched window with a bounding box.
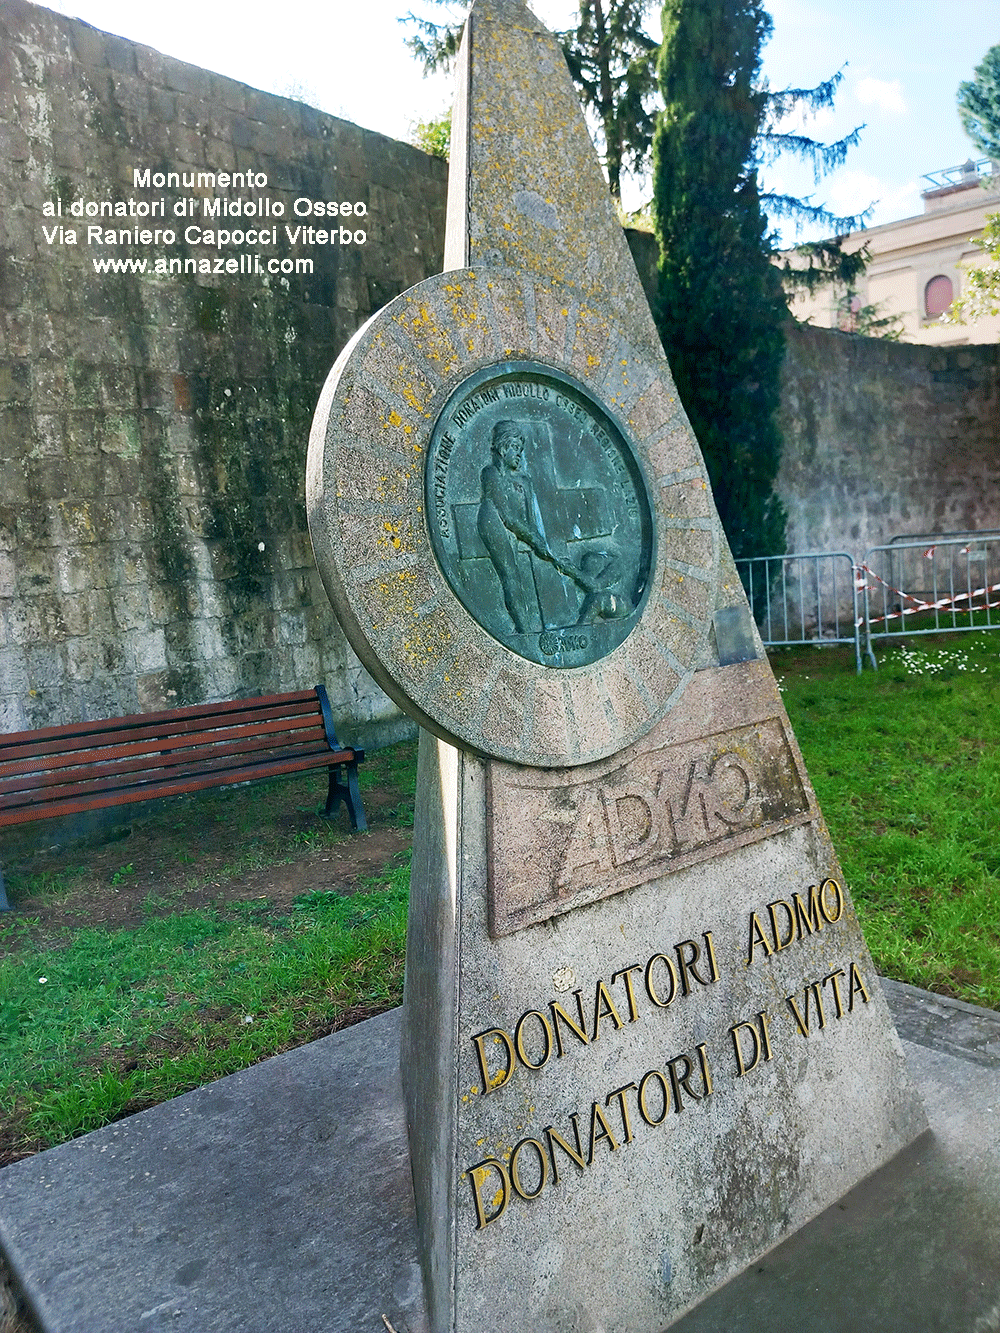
[924,275,954,318]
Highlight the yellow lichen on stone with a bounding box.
[392,299,460,375]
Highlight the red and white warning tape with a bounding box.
[854,557,1000,629]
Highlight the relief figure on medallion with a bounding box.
[427,364,655,667]
[477,419,582,633]
[575,545,632,625]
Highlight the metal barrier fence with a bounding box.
[736,552,861,673]
[859,536,1000,667]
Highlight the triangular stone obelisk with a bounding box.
[307,3,926,1328]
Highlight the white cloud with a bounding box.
[826,172,921,227]
[855,78,907,116]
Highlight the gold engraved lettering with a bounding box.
[588,1101,620,1161]
[510,1138,548,1200]
[592,979,625,1041]
[469,1159,510,1229]
[759,1009,773,1061]
[767,899,796,952]
[545,1116,587,1181]
[848,961,870,1010]
[606,1083,638,1143]
[611,964,643,1021]
[472,1028,515,1093]
[747,911,773,966]
[731,1020,760,1076]
[695,1042,713,1097]
[793,884,824,937]
[514,1009,553,1071]
[820,878,844,923]
[785,988,812,1038]
[703,930,720,983]
[811,980,827,1030]
[674,936,717,994]
[549,990,589,1056]
[824,968,847,1019]
[638,1069,671,1125]
[667,1053,701,1110]
[644,952,679,1007]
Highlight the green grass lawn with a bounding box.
[0,632,997,1160]
[775,632,1000,1009]
[0,865,408,1152]
[0,742,417,1162]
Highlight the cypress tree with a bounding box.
[653,0,789,561]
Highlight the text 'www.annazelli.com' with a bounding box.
[92,254,315,276]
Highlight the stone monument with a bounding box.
[307,1,927,1327]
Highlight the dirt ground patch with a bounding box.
[0,744,416,947]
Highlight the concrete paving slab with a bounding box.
[0,983,998,1333]
[0,1010,428,1333]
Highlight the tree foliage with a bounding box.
[653,0,789,562]
[957,43,1000,160]
[757,70,867,238]
[834,288,903,341]
[940,213,1000,326]
[410,111,452,159]
[560,0,659,200]
[402,1,867,253]
[401,0,660,200]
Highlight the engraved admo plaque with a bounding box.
[426,362,655,669]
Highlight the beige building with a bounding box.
[784,158,1000,345]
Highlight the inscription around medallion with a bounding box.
[425,361,654,668]
[488,717,814,935]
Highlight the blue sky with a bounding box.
[40,0,1000,242]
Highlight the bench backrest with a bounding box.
[0,689,349,826]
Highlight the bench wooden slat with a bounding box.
[0,702,326,768]
[0,750,352,826]
[0,725,333,783]
[0,735,354,806]
[0,691,320,753]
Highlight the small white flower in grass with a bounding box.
[257,542,265,552]
[37,977,48,985]
[242,1014,255,1025]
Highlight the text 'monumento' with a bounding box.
[306,2,927,1329]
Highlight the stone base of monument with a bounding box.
[0,991,997,1333]
[400,658,928,1331]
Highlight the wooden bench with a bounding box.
[0,685,366,910]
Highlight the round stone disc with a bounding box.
[307,267,719,768]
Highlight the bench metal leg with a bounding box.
[323,762,368,832]
[0,865,10,911]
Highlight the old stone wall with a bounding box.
[778,323,1000,558]
[0,0,446,742]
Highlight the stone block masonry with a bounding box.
[0,0,446,740]
[778,324,1000,557]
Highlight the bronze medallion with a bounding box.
[426,362,654,668]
